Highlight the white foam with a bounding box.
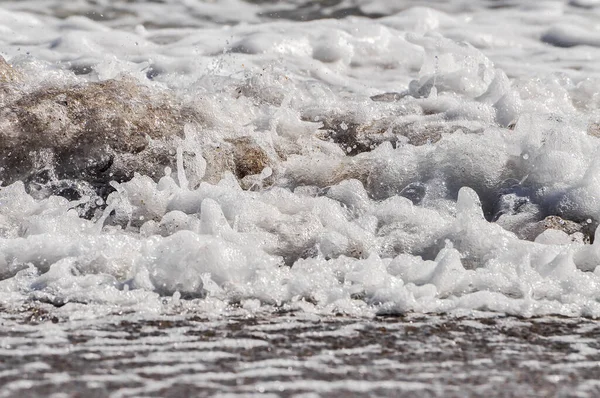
[1,0,600,318]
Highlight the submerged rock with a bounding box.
[370,92,406,102]
[513,215,593,244]
[317,113,482,156]
[533,215,592,244]
[540,215,584,235]
[491,186,594,244]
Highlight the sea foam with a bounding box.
[1,1,600,318]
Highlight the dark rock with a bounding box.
[370,92,407,102]
[492,189,535,222]
[317,112,478,157]
[399,182,426,205]
[540,215,584,235]
[531,215,593,244]
[510,215,593,244]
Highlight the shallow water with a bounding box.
[2,307,600,397]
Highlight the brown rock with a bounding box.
[0,78,202,193]
[197,142,235,185]
[229,136,270,179]
[541,215,583,235]
[3,78,196,152]
[587,122,600,138]
[527,215,592,244]
[0,56,20,83]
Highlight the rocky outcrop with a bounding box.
[0,59,281,211]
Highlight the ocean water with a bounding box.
[2,0,600,395]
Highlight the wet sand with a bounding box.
[1,307,599,397]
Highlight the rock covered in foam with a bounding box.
[0,63,284,205]
[0,77,203,189]
[0,56,20,83]
[532,216,592,244]
[229,136,273,185]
